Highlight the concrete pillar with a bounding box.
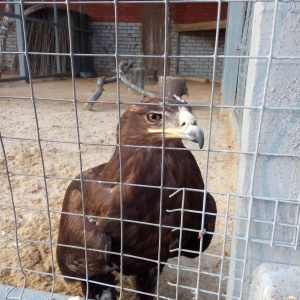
[14,2,27,79]
[227,2,300,298]
[221,2,245,107]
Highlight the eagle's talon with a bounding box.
[198,228,206,240]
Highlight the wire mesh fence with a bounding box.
[0,1,299,300]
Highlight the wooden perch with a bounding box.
[174,20,227,32]
[120,76,155,98]
[159,76,189,98]
[84,61,189,111]
[125,68,144,92]
[84,61,154,111]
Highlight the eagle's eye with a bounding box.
[147,113,162,123]
[182,106,191,113]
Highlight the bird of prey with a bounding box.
[56,96,217,300]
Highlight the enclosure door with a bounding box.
[142,3,170,77]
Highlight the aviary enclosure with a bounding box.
[0,0,299,299]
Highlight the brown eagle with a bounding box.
[57,96,217,300]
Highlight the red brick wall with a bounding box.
[0,4,5,21]
[81,3,142,23]
[171,2,228,24]
[0,2,227,23]
[80,2,227,23]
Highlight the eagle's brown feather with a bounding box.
[57,96,217,299]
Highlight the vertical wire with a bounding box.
[270,199,279,247]
[174,189,186,300]
[156,1,170,298]
[65,1,89,298]
[239,0,279,298]
[195,1,222,299]
[293,195,300,250]
[0,133,27,299]
[217,194,231,299]
[113,0,124,298]
[18,0,57,296]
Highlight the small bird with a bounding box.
[56,96,217,300]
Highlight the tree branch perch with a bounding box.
[84,61,155,111]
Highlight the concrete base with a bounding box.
[249,263,300,300]
[0,284,83,300]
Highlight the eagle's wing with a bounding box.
[57,164,119,279]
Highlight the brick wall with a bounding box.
[0,3,17,71]
[82,3,143,23]
[89,23,225,79]
[89,22,143,75]
[0,22,18,71]
[80,2,227,24]
[169,29,225,79]
[86,2,227,78]
[0,4,4,21]
[1,2,227,78]
[171,2,228,24]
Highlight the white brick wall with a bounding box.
[88,22,143,76]
[170,29,225,79]
[2,20,225,79]
[88,22,225,79]
[1,22,18,71]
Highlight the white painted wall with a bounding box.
[227,1,300,298]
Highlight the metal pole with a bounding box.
[53,3,61,73]
[14,1,27,81]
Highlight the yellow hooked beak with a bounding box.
[148,107,205,149]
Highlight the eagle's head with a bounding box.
[117,96,204,149]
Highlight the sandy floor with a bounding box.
[0,76,238,299]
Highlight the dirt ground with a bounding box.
[0,76,238,299]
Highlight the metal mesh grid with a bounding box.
[0,0,299,300]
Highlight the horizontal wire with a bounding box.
[2,50,300,61]
[1,166,299,203]
[2,204,298,249]
[7,0,299,5]
[1,172,299,207]
[0,134,298,159]
[1,96,299,113]
[1,227,297,251]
